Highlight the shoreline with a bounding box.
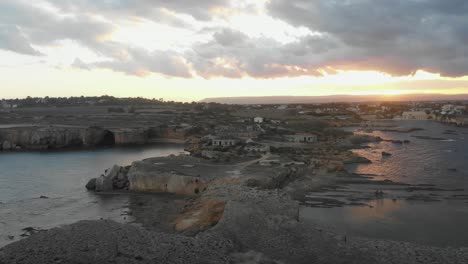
[2,114,468,263]
[3,139,468,263]
[0,141,186,153]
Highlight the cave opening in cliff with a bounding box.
[98,130,115,146]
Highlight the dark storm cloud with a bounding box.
[267,0,468,77]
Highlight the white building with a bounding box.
[402,111,428,120]
[285,133,318,143]
[277,105,288,110]
[269,119,281,124]
[455,106,466,114]
[442,105,466,115]
[253,117,264,123]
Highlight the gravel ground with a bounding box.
[2,185,468,264]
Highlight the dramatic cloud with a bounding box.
[88,49,192,78]
[1,0,468,79]
[189,28,347,78]
[0,0,115,55]
[0,25,41,56]
[267,0,468,77]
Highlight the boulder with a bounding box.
[85,178,97,191]
[95,165,121,192]
[2,140,13,150]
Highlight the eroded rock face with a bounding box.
[83,127,114,146]
[113,129,148,145]
[128,161,205,195]
[0,126,154,150]
[0,127,84,149]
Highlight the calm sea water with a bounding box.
[302,121,468,247]
[0,145,184,247]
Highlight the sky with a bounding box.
[1,0,468,101]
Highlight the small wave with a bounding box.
[440,139,456,142]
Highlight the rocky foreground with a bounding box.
[2,154,468,263]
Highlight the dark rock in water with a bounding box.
[411,135,447,141]
[383,139,403,144]
[85,178,97,191]
[21,227,47,237]
[448,168,458,172]
[403,140,410,144]
[7,235,14,240]
[39,195,49,199]
[381,151,392,157]
[95,165,120,192]
[22,227,36,232]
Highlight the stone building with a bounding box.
[285,133,318,143]
[402,111,428,120]
[211,137,240,147]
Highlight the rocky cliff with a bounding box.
[0,126,157,151]
[0,126,85,150]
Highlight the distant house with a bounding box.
[244,142,270,153]
[277,105,288,110]
[285,133,318,143]
[270,119,281,124]
[253,117,264,123]
[402,111,428,120]
[442,105,466,115]
[1,100,11,109]
[212,137,240,147]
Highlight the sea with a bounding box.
[302,120,468,247]
[0,144,184,247]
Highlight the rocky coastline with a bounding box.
[0,125,188,151]
[2,104,468,264]
[2,135,468,263]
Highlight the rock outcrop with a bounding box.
[88,165,130,192]
[1,140,13,151]
[95,165,120,192]
[0,126,84,150]
[0,126,157,150]
[127,161,205,195]
[113,128,148,145]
